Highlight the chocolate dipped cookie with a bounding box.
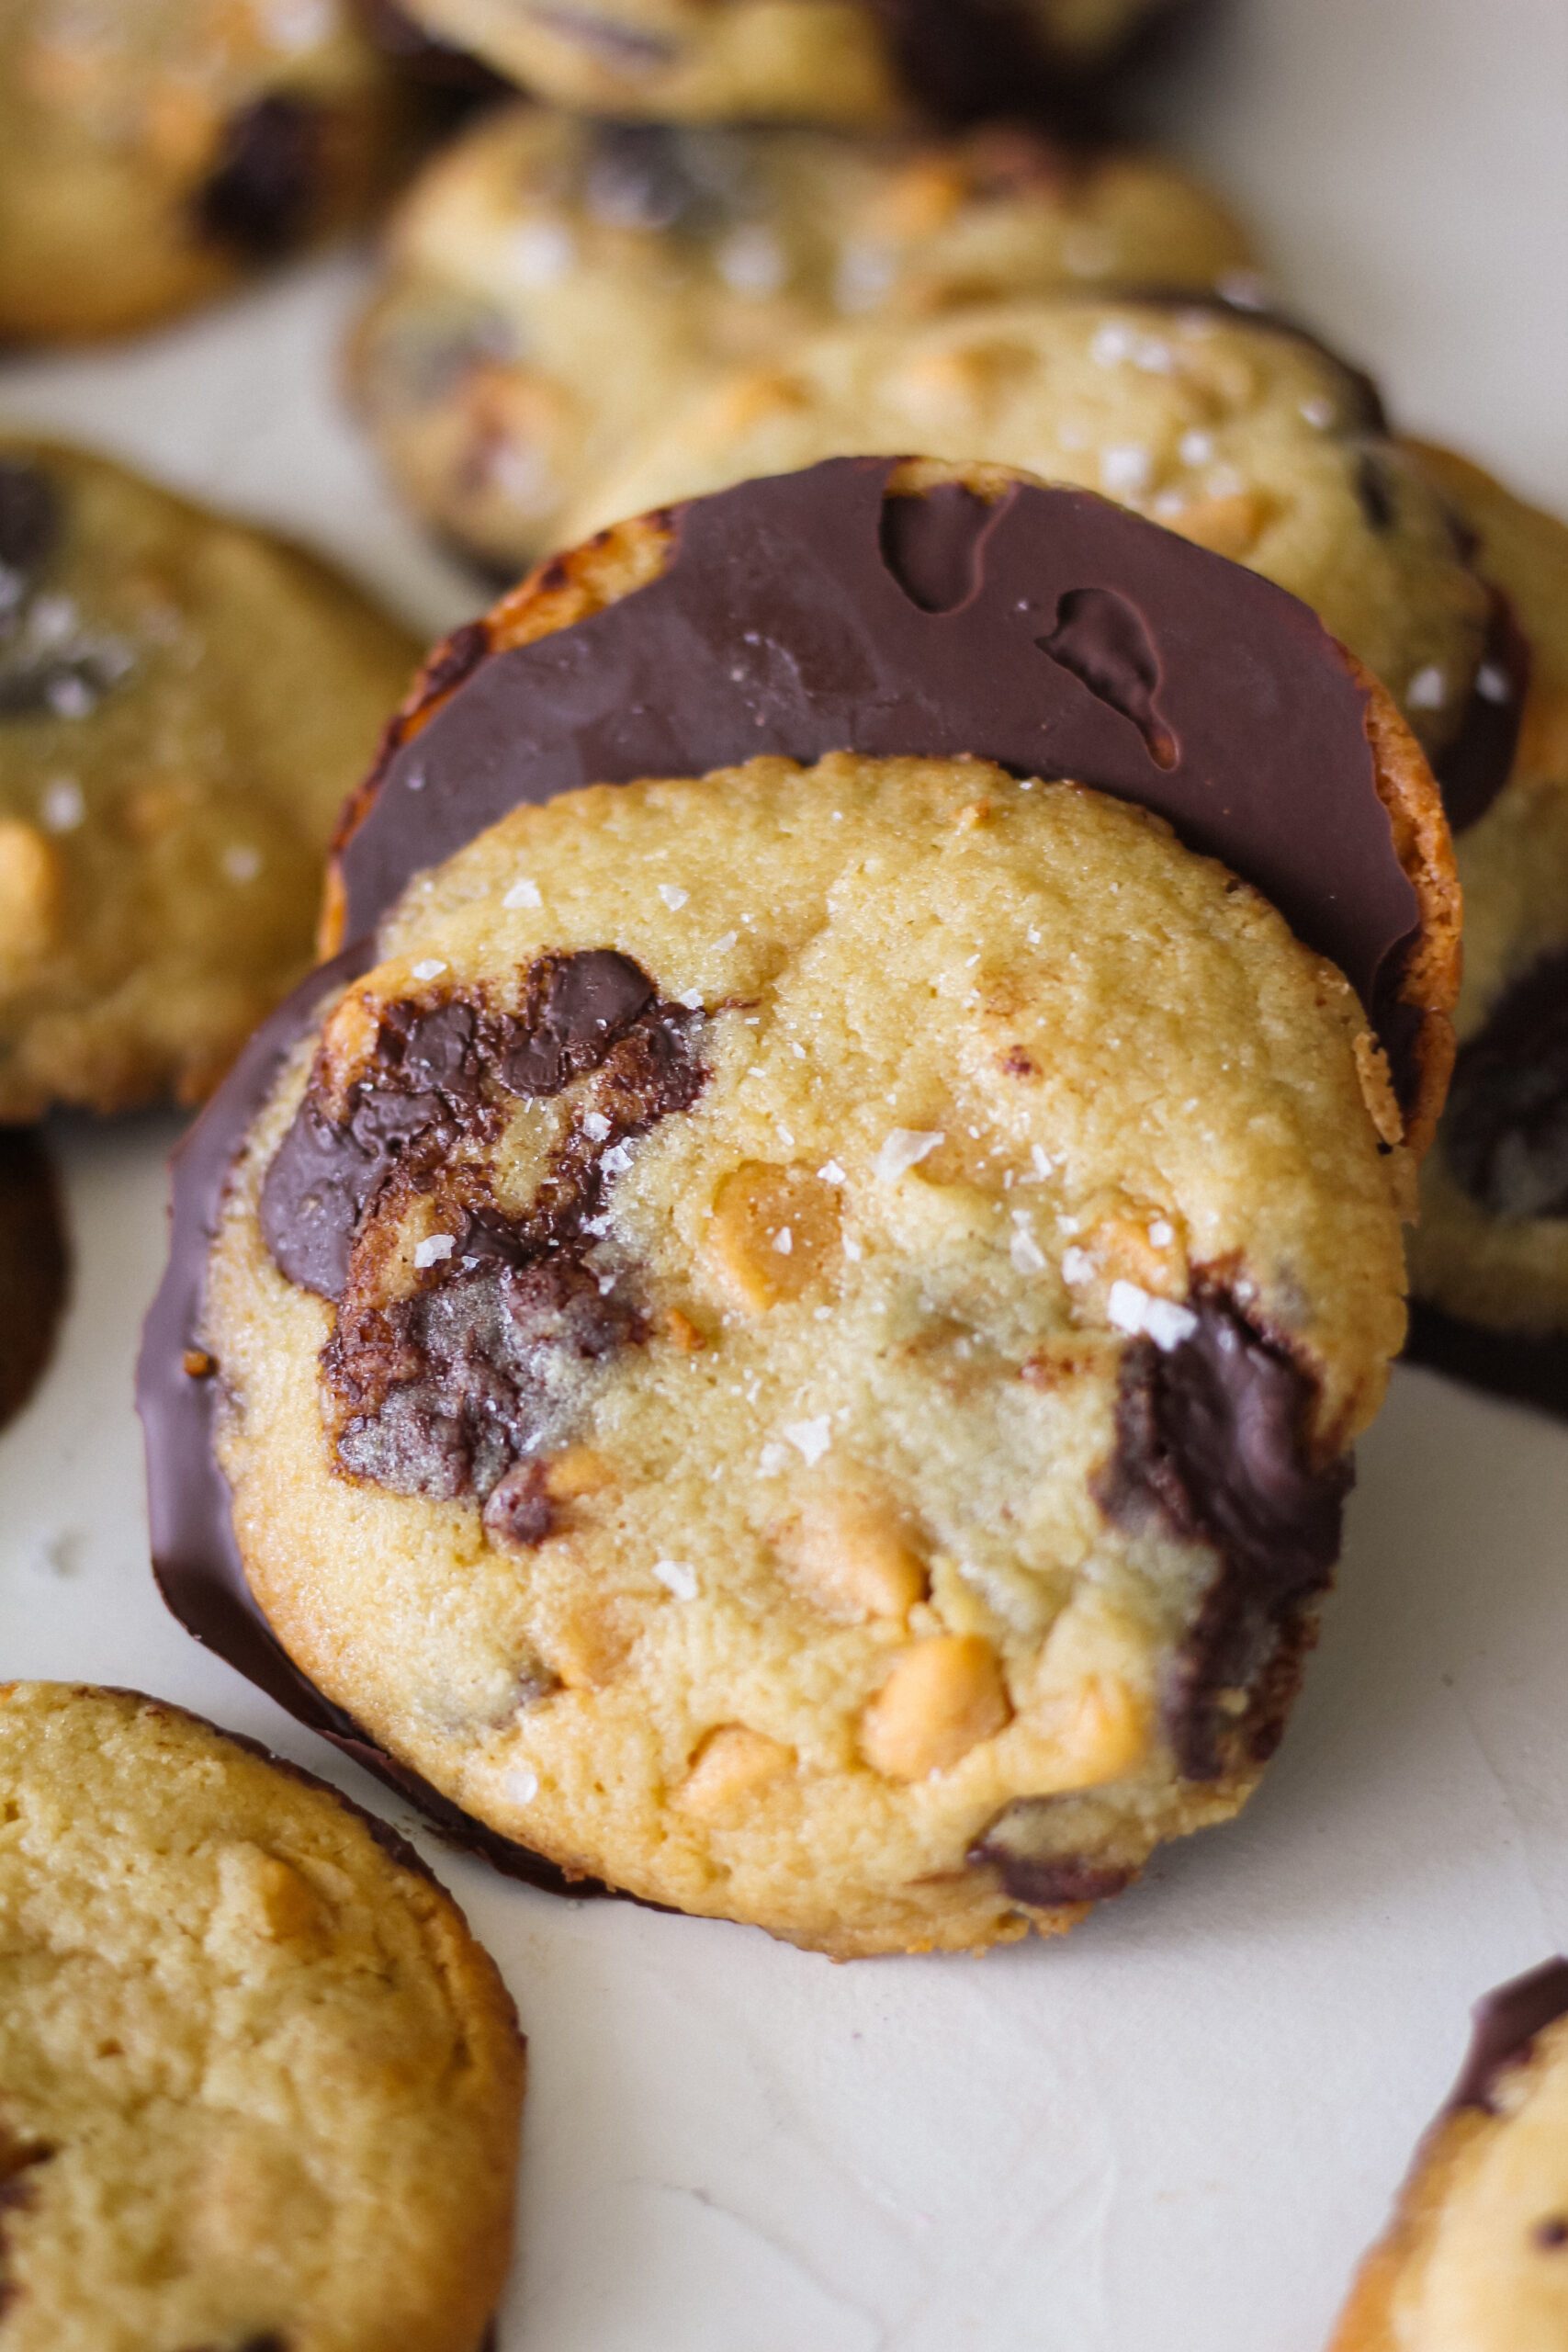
[395,0,1185,130]
[0,0,408,343]
[0,1681,524,2352]
[562,295,1516,808]
[141,458,1457,1958]
[349,106,1255,571]
[1401,449,1568,1416]
[0,1131,68,1434]
[1330,1960,1568,2352]
[0,439,418,1120]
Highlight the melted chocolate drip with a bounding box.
[0,1131,69,1436]
[1444,948,1568,1222]
[1093,1285,1351,1781]
[196,96,321,257]
[1448,1957,1568,2115]
[343,459,1424,1111]
[1038,585,1176,768]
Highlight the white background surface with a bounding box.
[3,4,1567,2345]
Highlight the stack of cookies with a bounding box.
[0,4,1564,2346]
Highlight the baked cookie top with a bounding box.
[0,1681,524,2352]
[188,742,1408,1959]
[560,296,1506,809]
[349,104,1254,567]
[399,0,1179,129]
[0,438,418,1120]
[0,0,405,341]
[1330,1960,1568,2352]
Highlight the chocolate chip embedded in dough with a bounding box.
[498,950,656,1099]
[482,1460,558,1549]
[1443,948,1568,1221]
[0,459,61,590]
[966,1803,1135,1908]
[1446,1957,1568,2117]
[196,96,321,258]
[1093,1283,1350,1781]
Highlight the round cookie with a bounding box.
[397,0,1182,129]
[0,0,408,342]
[1329,1959,1568,2352]
[0,438,419,1121]
[1400,449,1568,1411]
[348,104,1256,571]
[561,295,1505,797]
[0,1681,524,2352]
[144,460,1457,1958]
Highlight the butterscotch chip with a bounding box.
[0,438,416,1118]
[707,1159,842,1311]
[776,1490,927,1622]
[677,1724,795,1815]
[861,1636,1011,1781]
[0,1683,524,2352]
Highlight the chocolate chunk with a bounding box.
[0,1130,69,1434]
[1038,585,1176,768]
[1354,449,1399,533]
[0,2137,57,2321]
[499,950,655,1098]
[1448,1957,1568,2115]
[1443,948,1568,1222]
[340,459,1427,1118]
[0,458,60,588]
[196,96,321,257]
[1536,2218,1568,2250]
[261,1082,451,1300]
[1432,586,1530,832]
[482,1460,557,1549]
[1094,1284,1350,1781]
[585,123,712,232]
[965,1807,1135,1909]
[878,483,1001,615]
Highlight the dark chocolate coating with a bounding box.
[1404,1302,1568,1423]
[342,458,1423,1103]
[1448,1957,1568,2116]
[141,456,1427,1896]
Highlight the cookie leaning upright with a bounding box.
[396,0,1184,129]
[0,1683,524,2352]
[143,458,1457,1959]
[0,439,419,1120]
[1329,1960,1568,2352]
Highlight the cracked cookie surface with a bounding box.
[202,749,1415,1956]
[0,438,417,1119]
[0,1682,523,2352]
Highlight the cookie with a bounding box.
[0,0,406,342]
[561,295,1508,802]
[397,0,1182,128]
[348,105,1256,572]
[142,458,1457,1958]
[0,1681,524,2352]
[1399,449,1568,1413]
[0,1131,68,1434]
[0,438,419,1120]
[1329,1959,1568,2352]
